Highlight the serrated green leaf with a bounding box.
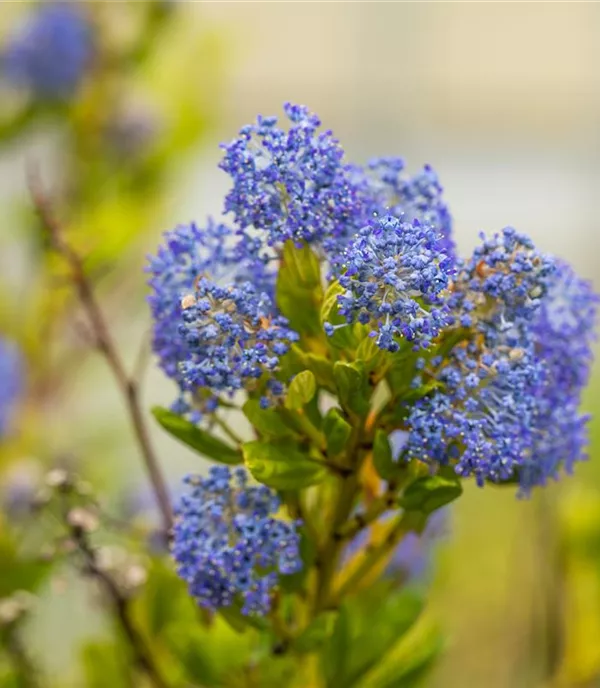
[333,361,370,416]
[399,475,462,515]
[242,441,327,490]
[276,241,323,336]
[285,370,317,409]
[243,399,295,439]
[373,430,396,481]
[323,408,352,457]
[151,407,241,464]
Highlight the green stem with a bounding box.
[211,414,243,445]
[280,407,326,451]
[333,511,424,603]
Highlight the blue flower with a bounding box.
[171,467,302,615]
[219,103,367,248]
[177,278,298,405]
[0,338,23,438]
[327,214,454,352]
[146,220,237,387]
[364,158,454,257]
[519,261,599,492]
[2,4,93,101]
[406,228,558,488]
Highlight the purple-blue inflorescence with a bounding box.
[0,338,23,438]
[364,158,454,257]
[327,214,454,352]
[177,278,298,410]
[520,261,599,491]
[219,103,367,249]
[2,3,93,101]
[172,467,302,615]
[406,228,598,493]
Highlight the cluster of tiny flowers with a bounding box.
[364,158,454,257]
[171,467,302,615]
[0,338,22,438]
[326,214,453,352]
[219,102,367,248]
[146,221,236,387]
[407,228,558,488]
[177,278,298,409]
[2,4,93,101]
[520,261,599,491]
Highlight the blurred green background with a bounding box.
[1,3,599,687]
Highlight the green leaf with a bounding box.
[294,612,337,654]
[323,408,352,457]
[322,605,351,687]
[399,475,462,515]
[288,346,336,391]
[242,441,327,490]
[0,529,51,597]
[333,361,370,416]
[243,399,295,439]
[373,430,396,481]
[276,241,323,336]
[167,627,221,686]
[151,407,241,464]
[285,370,317,409]
[321,281,357,349]
[346,589,425,685]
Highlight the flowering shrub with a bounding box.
[142,103,599,684]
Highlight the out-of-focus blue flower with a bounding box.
[172,467,302,615]
[0,338,23,438]
[2,3,93,101]
[326,214,454,352]
[519,261,599,492]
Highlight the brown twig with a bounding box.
[72,527,169,688]
[28,166,173,534]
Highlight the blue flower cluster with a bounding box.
[521,261,599,491]
[0,338,22,438]
[2,4,93,101]
[177,277,298,409]
[327,214,453,352]
[406,228,598,492]
[147,221,237,386]
[364,158,454,256]
[172,467,302,615]
[149,104,452,416]
[219,103,366,248]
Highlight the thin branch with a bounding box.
[72,527,170,688]
[28,167,173,534]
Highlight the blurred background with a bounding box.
[1,2,599,687]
